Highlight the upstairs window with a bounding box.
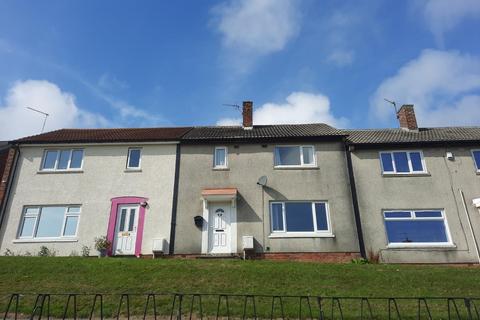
[472,150,480,172]
[380,151,426,174]
[270,201,330,235]
[127,148,142,169]
[384,210,451,246]
[18,206,81,239]
[214,147,228,169]
[274,146,316,168]
[41,149,84,171]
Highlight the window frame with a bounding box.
[383,209,453,248]
[273,145,317,168]
[213,146,228,169]
[471,149,480,173]
[17,205,81,240]
[40,149,84,172]
[269,201,332,237]
[126,147,142,170]
[379,150,427,175]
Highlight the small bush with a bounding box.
[38,246,56,257]
[94,236,111,251]
[351,258,370,264]
[23,251,32,257]
[4,248,14,256]
[81,245,90,257]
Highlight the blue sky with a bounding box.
[0,0,479,139]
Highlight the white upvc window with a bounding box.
[383,209,453,247]
[126,148,142,169]
[274,145,316,168]
[213,146,228,169]
[270,201,331,237]
[18,206,81,239]
[41,149,84,171]
[379,150,427,174]
[471,150,480,172]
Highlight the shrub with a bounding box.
[38,246,56,257]
[4,248,14,256]
[81,245,90,257]
[94,236,111,251]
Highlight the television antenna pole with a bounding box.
[26,107,49,133]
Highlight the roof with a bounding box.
[12,127,193,144]
[0,141,8,151]
[346,127,480,146]
[183,124,345,142]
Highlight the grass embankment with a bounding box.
[0,257,479,318]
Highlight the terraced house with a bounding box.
[0,102,479,263]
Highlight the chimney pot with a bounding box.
[397,104,418,130]
[242,101,253,128]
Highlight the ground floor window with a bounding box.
[383,210,451,245]
[270,201,330,235]
[18,205,81,239]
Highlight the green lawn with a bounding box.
[1,257,479,318]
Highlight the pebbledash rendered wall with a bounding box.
[0,143,177,256]
[351,145,480,263]
[173,141,361,259]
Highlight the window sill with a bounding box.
[212,167,229,171]
[124,169,142,173]
[13,238,79,243]
[37,170,83,174]
[387,243,456,249]
[269,233,334,239]
[382,172,430,177]
[273,166,319,170]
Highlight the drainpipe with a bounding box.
[459,189,480,264]
[344,142,367,259]
[0,145,20,230]
[168,143,181,255]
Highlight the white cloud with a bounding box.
[327,49,355,67]
[211,0,300,71]
[0,80,111,140]
[98,73,129,91]
[213,0,299,54]
[423,0,480,46]
[217,92,348,127]
[370,49,480,127]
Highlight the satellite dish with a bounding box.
[257,176,267,186]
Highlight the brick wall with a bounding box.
[0,147,16,209]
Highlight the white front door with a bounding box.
[114,205,139,255]
[208,202,231,254]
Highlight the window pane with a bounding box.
[271,203,284,231]
[128,149,141,168]
[380,153,394,172]
[215,148,226,167]
[275,147,301,166]
[302,147,314,165]
[35,207,65,237]
[473,151,480,170]
[20,217,36,237]
[25,207,39,215]
[285,202,314,232]
[384,211,412,218]
[128,209,136,231]
[57,150,71,170]
[70,150,83,169]
[42,151,57,169]
[415,211,442,218]
[63,216,79,236]
[410,152,423,171]
[315,203,328,231]
[67,206,81,214]
[393,152,409,172]
[385,220,448,243]
[119,208,127,232]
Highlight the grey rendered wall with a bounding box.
[174,141,360,254]
[0,144,177,256]
[351,146,480,263]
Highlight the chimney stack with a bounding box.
[397,104,418,131]
[242,101,253,129]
